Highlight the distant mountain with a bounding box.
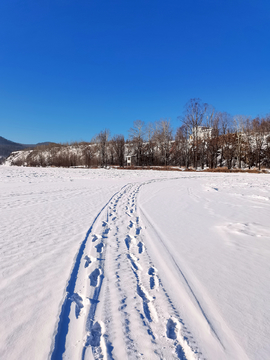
[0,136,51,159]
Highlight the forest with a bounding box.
[8,99,270,170]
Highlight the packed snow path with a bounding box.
[51,181,202,360]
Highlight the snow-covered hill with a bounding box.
[4,143,98,167]
[0,135,52,159]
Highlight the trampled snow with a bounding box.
[0,166,269,360]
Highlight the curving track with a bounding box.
[50,180,203,360]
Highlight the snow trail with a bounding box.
[50,185,128,360]
[50,181,203,360]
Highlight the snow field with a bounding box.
[0,166,270,360]
[139,174,270,360]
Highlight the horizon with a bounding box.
[1,1,270,144]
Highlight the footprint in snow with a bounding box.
[137,241,144,254]
[125,235,136,250]
[70,293,84,318]
[136,284,157,322]
[89,268,100,287]
[166,318,179,340]
[148,266,158,289]
[88,321,103,347]
[92,234,102,242]
[128,220,135,229]
[125,236,131,250]
[95,242,104,253]
[102,227,110,236]
[84,255,91,268]
[175,344,187,360]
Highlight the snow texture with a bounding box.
[0,166,270,360]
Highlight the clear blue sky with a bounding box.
[1,0,270,144]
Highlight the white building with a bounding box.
[189,126,212,141]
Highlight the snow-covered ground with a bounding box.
[0,166,270,360]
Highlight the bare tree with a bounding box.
[154,119,173,166]
[218,112,233,167]
[220,133,236,169]
[96,129,110,167]
[129,120,145,166]
[111,134,125,167]
[261,116,270,167]
[233,115,249,169]
[173,125,190,167]
[83,141,96,168]
[252,117,266,170]
[242,119,254,169]
[204,110,220,169]
[181,98,208,168]
[144,122,156,166]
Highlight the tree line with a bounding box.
[9,99,270,169]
